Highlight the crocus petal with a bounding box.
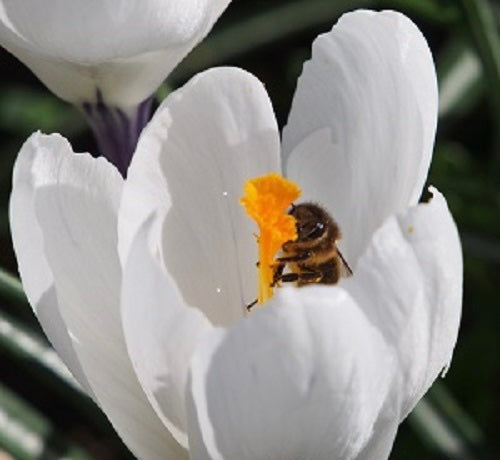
[0,0,231,105]
[120,67,281,326]
[354,417,399,460]
[122,216,214,448]
[187,287,396,460]
[10,133,186,460]
[9,132,93,396]
[344,188,462,420]
[283,10,438,266]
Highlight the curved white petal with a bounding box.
[354,418,399,460]
[10,133,186,460]
[0,0,229,62]
[344,188,462,420]
[122,216,214,448]
[283,10,438,266]
[0,0,231,105]
[9,132,93,396]
[120,67,281,326]
[187,287,396,460]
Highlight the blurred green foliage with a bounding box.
[0,0,499,458]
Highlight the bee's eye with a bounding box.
[301,222,325,240]
[311,222,325,238]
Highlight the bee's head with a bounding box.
[288,202,328,241]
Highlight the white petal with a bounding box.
[283,10,438,266]
[0,0,231,105]
[10,133,186,460]
[344,188,462,419]
[9,132,93,396]
[121,216,214,448]
[187,287,396,460]
[7,49,185,107]
[354,418,399,460]
[0,0,227,61]
[120,67,281,326]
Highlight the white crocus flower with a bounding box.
[0,0,230,107]
[0,0,231,175]
[10,10,462,460]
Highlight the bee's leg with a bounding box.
[296,271,323,286]
[272,253,313,286]
[276,252,311,263]
[246,299,258,311]
[276,272,299,283]
[275,270,322,285]
[271,261,286,287]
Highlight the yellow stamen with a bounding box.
[240,173,301,305]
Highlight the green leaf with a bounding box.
[0,268,27,307]
[172,0,374,81]
[0,309,80,392]
[459,0,500,176]
[437,38,484,119]
[428,382,485,447]
[0,382,92,459]
[0,86,85,136]
[379,0,460,24]
[409,398,476,459]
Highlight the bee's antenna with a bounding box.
[290,203,296,211]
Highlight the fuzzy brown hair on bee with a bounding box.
[272,202,352,287]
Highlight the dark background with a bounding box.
[0,0,498,458]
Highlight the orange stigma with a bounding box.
[240,173,301,305]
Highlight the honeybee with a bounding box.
[247,202,352,310]
[272,202,352,287]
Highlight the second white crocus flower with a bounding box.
[0,0,230,107]
[10,10,462,460]
[0,0,231,175]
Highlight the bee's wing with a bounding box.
[337,249,353,278]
